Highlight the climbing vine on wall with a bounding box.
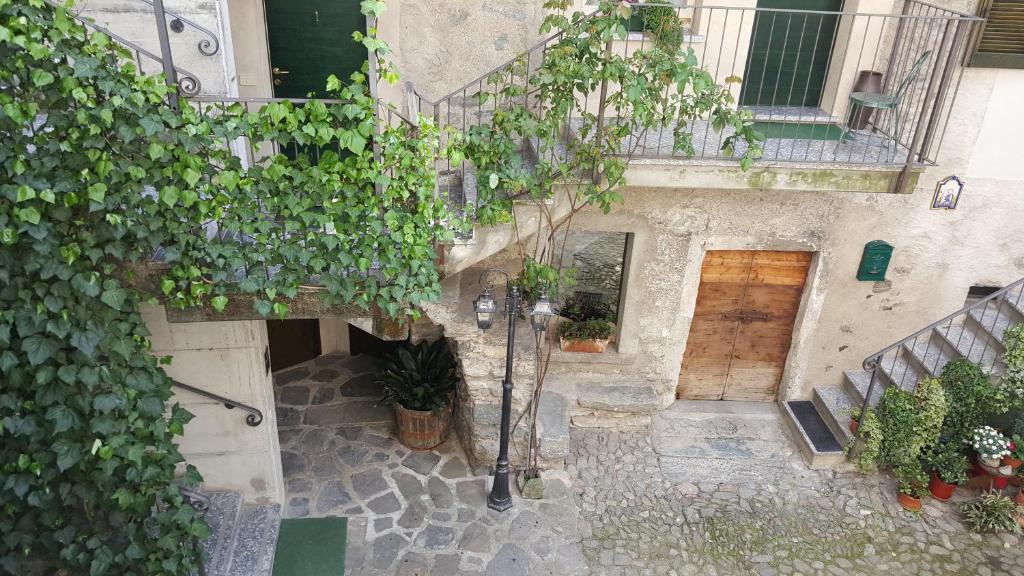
[458,0,763,473]
[0,0,450,574]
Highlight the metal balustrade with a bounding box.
[410,1,983,211]
[855,277,1024,426]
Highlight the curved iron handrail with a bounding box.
[135,0,220,56]
[171,380,264,427]
[854,276,1024,435]
[57,0,203,95]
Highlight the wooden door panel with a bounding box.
[678,250,811,401]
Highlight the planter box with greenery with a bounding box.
[376,340,459,450]
[557,293,616,353]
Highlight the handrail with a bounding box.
[171,380,264,427]
[186,95,418,129]
[854,276,1024,432]
[860,276,1024,370]
[54,0,203,95]
[134,0,221,56]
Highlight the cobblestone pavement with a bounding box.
[273,353,584,575]
[569,401,1024,576]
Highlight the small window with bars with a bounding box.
[972,0,1024,68]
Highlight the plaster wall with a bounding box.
[142,306,285,505]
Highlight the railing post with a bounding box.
[883,0,914,94]
[366,14,384,198]
[853,354,883,444]
[891,17,953,193]
[919,18,967,161]
[151,0,179,110]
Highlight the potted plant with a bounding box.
[895,462,929,512]
[924,443,969,501]
[1004,435,1023,470]
[557,293,616,353]
[846,406,882,474]
[375,339,459,450]
[970,425,1011,468]
[959,490,1022,533]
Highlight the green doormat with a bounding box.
[752,121,850,141]
[272,517,347,576]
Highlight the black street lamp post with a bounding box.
[472,269,553,512]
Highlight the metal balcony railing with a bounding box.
[412,1,982,194]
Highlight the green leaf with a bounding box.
[31,68,55,87]
[182,167,201,187]
[46,405,80,433]
[148,142,165,160]
[100,288,127,310]
[87,183,107,203]
[210,295,228,312]
[137,395,164,417]
[17,207,41,225]
[22,334,58,366]
[159,186,180,207]
[488,173,499,189]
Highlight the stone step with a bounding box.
[536,390,570,464]
[967,305,1013,348]
[902,331,958,379]
[575,381,668,414]
[812,386,856,447]
[779,400,845,470]
[201,492,243,576]
[225,503,281,576]
[876,352,925,392]
[933,322,1002,370]
[1004,290,1024,320]
[842,368,881,407]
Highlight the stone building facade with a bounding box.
[77,0,1024,502]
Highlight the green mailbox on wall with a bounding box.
[857,240,893,281]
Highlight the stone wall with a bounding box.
[142,306,285,504]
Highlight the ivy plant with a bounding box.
[0,0,449,574]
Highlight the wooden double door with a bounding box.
[677,250,811,401]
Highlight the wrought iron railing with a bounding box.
[855,277,1024,426]
[134,0,221,56]
[410,1,982,199]
[52,0,203,96]
[171,380,264,427]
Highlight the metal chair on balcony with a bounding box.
[837,50,932,161]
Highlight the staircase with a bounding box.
[198,492,281,576]
[783,278,1024,469]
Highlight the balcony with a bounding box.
[414,1,982,196]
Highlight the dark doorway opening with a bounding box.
[347,323,407,359]
[267,319,322,371]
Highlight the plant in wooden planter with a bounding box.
[376,339,459,450]
[924,443,969,501]
[557,292,616,353]
[959,490,1022,534]
[558,318,615,353]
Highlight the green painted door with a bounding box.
[739,0,843,108]
[264,0,366,98]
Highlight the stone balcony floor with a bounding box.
[274,356,1023,575]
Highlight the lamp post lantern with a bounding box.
[473,269,553,512]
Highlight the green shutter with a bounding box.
[971,0,1024,69]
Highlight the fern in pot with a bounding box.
[375,339,459,450]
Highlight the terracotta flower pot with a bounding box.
[849,418,859,434]
[993,475,1010,490]
[394,402,452,450]
[1015,488,1024,507]
[1003,455,1023,469]
[980,456,1002,468]
[928,473,957,501]
[559,337,610,353]
[898,492,922,512]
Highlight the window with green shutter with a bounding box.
[972,0,1024,68]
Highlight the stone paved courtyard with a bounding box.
[272,353,585,575]
[570,401,1024,576]
[273,353,1024,575]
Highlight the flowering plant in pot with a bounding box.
[375,339,459,450]
[1004,435,1024,470]
[959,490,1022,534]
[924,443,969,501]
[970,425,1011,468]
